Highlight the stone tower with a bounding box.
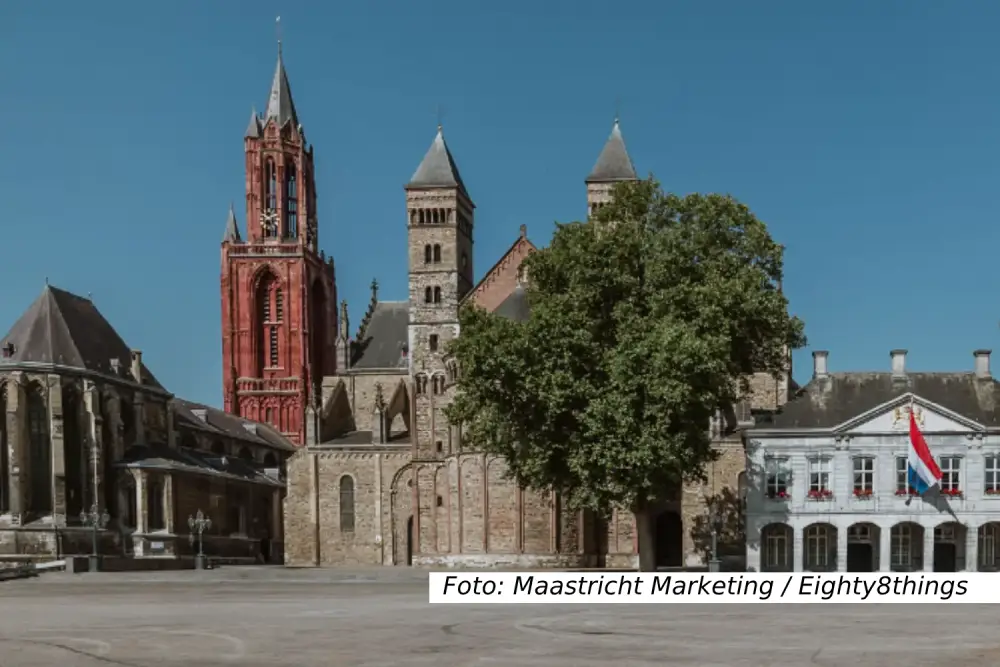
[404,126,475,460]
[585,118,638,216]
[220,44,337,445]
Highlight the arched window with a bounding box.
[285,162,298,239]
[433,287,441,304]
[415,374,428,395]
[339,475,355,532]
[257,272,283,372]
[424,287,433,304]
[275,288,283,321]
[433,245,441,263]
[27,383,52,513]
[424,245,432,263]
[265,160,277,214]
[0,383,7,513]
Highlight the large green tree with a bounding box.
[447,179,805,569]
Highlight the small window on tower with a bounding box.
[433,245,441,263]
[275,289,283,322]
[424,245,432,263]
[424,287,433,304]
[436,441,443,453]
[269,326,279,367]
[433,287,441,304]
[429,334,438,352]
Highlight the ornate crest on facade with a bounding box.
[891,404,924,429]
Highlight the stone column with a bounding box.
[965,525,978,572]
[4,377,25,523]
[793,528,804,572]
[47,376,66,522]
[83,381,102,514]
[134,470,148,533]
[879,526,892,571]
[922,526,935,572]
[163,473,174,533]
[836,524,848,571]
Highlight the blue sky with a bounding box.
[3,0,1000,407]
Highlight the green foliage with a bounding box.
[447,179,805,515]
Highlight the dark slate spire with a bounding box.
[406,125,468,195]
[586,119,638,183]
[223,204,242,243]
[265,46,299,128]
[245,107,261,138]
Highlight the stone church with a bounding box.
[220,46,793,568]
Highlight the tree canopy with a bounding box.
[447,179,805,520]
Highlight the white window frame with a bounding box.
[939,456,962,495]
[807,457,832,500]
[980,524,999,570]
[852,457,874,498]
[895,456,916,496]
[985,455,1000,496]
[891,524,913,569]
[762,526,790,570]
[765,458,789,499]
[805,524,832,570]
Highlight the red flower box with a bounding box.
[853,488,873,498]
[767,491,789,500]
[941,488,963,498]
[987,488,1000,496]
[807,489,833,500]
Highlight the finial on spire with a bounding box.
[614,97,621,125]
[44,276,48,286]
[370,278,379,297]
[436,103,445,133]
[276,16,282,56]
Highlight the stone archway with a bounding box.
[760,523,793,572]
[846,523,880,572]
[933,522,966,572]
[654,510,683,568]
[978,523,1000,571]
[889,522,923,572]
[803,523,837,572]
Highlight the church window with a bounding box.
[27,383,52,513]
[433,287,441,304]
[424,245,432,263]
[429,334,438,352]
[432,375,444,395]
[285,162,298,239]
[415,374,428,395]
[264,159,278,237]
[433,245,441,263]
[339,475,355,532]
[269,326,279,367]
[275,289,283,322]
[424,287,433,304]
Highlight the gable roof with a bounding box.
[0,285,163,389]
[173,398,296,451]
[586,119,638,183]
[406,126,469,196]
[757,372,1000,430]
[350,301,409,371]
[463,231,537,309]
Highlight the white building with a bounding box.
[745,348,1000,573]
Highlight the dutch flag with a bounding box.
[907,404,942,495]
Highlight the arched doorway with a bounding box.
[654,511,683,568]
[847,523,880,572]
[760,523,793,572]
[406,516,414,566]
[889,522,923,572]
[803,523,837,572]
[934,522,965,572]
[978,523,1000,571]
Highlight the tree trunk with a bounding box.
[634,502,657,572]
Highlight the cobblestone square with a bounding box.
[0,568,995,666]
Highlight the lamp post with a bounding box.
[705,497,722,573]
[80,503,110,573]
[188,510,211,570]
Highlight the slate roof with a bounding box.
[222,204,241,242]
[351,302,409,371]
[244,107,261,138]
[758,373,1000,430]
[265,51,299,128]
[406,127,469,196]
[0,285,163,389]
[173,398,296,451]
[494,285,530,322]
[586,120,638,183]
[115,444,283,487]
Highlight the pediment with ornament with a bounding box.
[835,394,986,435]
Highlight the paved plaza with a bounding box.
[0,567,996,666]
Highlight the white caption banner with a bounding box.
[428,572,996,603]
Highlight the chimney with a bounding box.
[974,349,992,379]
[890,349,907,377]
[812,350,829,378]
[130,350,143,384]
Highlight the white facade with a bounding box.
[745,388,1000,573]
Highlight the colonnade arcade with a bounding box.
[757,520,1000,572]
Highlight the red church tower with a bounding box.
[220,44,337,445]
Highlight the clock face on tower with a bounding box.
[260,209,279,237]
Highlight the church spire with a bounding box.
[586,118,637,183]
[406,125,468,195]
[264,21,299,128]
[222,203,241,243]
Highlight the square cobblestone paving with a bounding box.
[0,568,994,666]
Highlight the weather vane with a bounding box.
[436,103,445,131]
[276,16,282,55]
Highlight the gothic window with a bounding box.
[433,287,441,304]
[27,382,52,513]
[147,475,164,531]
[432,375,444,395]
[265,159,278,215]
[269,327,279,367]
[429,334,438,352]
[339,475,355,532]
[275,289,283,322]
[424,245,432,263]
[424,287,433,304]
[285,162,298,239]
[0,384,7,513]
[257,272,283,371]
[433,245,441,263]
[415,374,428,395]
